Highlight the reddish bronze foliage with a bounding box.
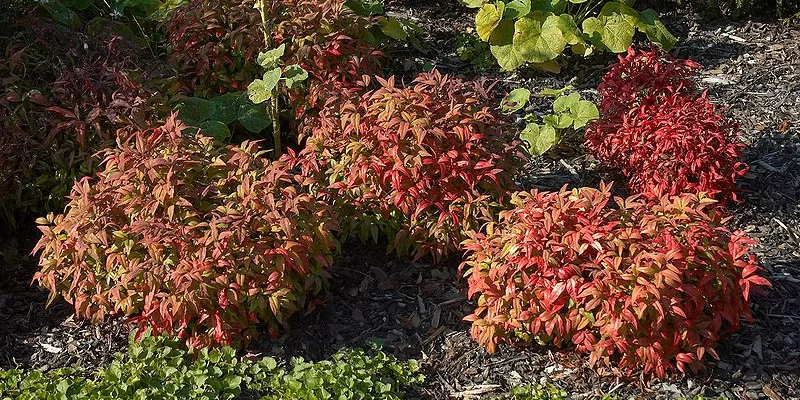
[291,71,522,262]
[34,116,339,348]
[585,48,747,203]
[596,47,700,117]
[461,184,770,378]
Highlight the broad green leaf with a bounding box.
[501,88,531,113]
[381,17,408,40]
[489,19,526,71]
[197,120,231,142]
[513,12,567,63]
[530,0,565,13]
[62,0,94,10]
[247,67,282,104]
[237,103,271,133]
[256,44,286,69]
[531,59,561,73]
[504,0,531,18]
[638,9,677,50]
[461,0,486,7]
[569,99,599,128]
[538,85,573,97]
[176,97,214,124]
[210,91,247,125]
[581,12,635,53]
[476,2,505,41]
[543,113,573,129]
[344,0,384,15]
[598,1,640,22]
[571,41,592,56]
[521,123,558,156]
[554,14,582,45]
[42,1,81,27]
[283,65,308,89]
[553,92,580,112]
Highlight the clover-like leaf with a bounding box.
[513,12,566,64]
[256,44,286,69]
[569,99,599,129]
[504,0,531,18]
[247,67,281,104]
[501,88,532,113]
[520,123,558,156]
[638,9,676,50]
[476,2,505,42]
[490,19,526,71]
[553,92,580,113]
[283,65,308,90]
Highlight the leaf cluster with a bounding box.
[176,91,272,142]
[585,48,747,203]
[461,184,770,377]
[292,71,523,263]
[33,116,339,347]
[466,0,676,71]
[0,333,422,400]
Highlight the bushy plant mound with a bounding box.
[461,184,769,377]
[293,71,521,262]
[34,116,338,347]
[166,0,381,99]
[0,333,422,400]
[585,48,747,203]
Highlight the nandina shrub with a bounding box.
[292,71,522,263]
[596,47,700,117]
[34,116,339,348]
[585,90,747,202]
[461,184,770,377]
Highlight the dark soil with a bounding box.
[1,2,799,400]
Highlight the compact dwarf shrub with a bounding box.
[292,71,522,263]
[585,48,747,203]
[34,116,338,348]
[461,184,770,377]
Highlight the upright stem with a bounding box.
[256,0,282,158]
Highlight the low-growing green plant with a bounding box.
[494,384,567,400]
[0,332,423,400]
[175,92,273,142]
[456,32,497,72]
[500,86,598,156]
[462,0,676,71]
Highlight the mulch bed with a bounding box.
[1,2,799,399]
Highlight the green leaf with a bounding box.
[569,99,599,128]
[237,103,271,133]
[553,92,580,112]
[283,65,308,89]
[543,113,573,129]
[530,0,566,13]
[554,14,582,45]
[504,0,531,18]
[461,0,486,7]
[256,44,286,69]
[42,1,81,28]
[380,17,408,40]
[476,2,505,42]
[61,0,94,10]
[638,9,676,50]
[247,68,281,104]
[520,123,558,156]
[538,85,573,97]
[513,12,567,64]
[581,10,636,54]
[598,1,640,22]
[176,97,214,124]
[501,88,531,113]
[197,120,231,142]
[344,0,384,15]
[489,19,526,71]
[210,92,247,125]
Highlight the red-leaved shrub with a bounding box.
[290,71,522,263]
[585,48,747,203]
[34,116,338,348]
[461,184,769,377]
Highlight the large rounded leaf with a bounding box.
[581,13,635,53]
[638,9,676,50]
[504,0,531,18]
[531,0,566,13]
[476,3,505,41]
[521,123,558,156]
[513,12,566,64]
[489,19,526,71]
[501,88,531,113]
